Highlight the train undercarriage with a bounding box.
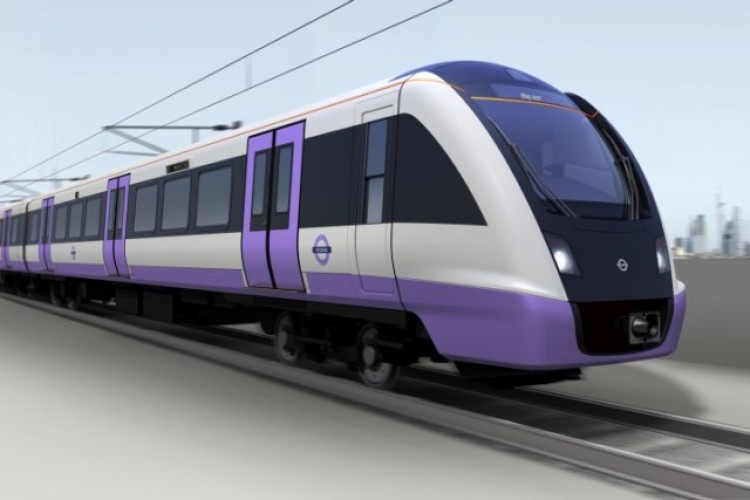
[0,270,581,390]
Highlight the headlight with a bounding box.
[544,233,580,275]
[656,237,670,273]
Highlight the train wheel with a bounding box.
[357,324,401,390]
[273,312,303,366]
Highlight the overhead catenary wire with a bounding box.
[0,0,354,192]
[3,0,453,199]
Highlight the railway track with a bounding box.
[3,291,750,500]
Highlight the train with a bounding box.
[0,61,686,389]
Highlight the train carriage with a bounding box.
[0,61,686,389]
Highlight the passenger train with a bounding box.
[0,61,686,389]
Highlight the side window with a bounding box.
[162,176,190,231]
[54,205,69,241]
[133,184,158,234]
[84,198,102,238]
[0,219,4,246]
[394,115,486,225]
[10,217,19,245]
[28,212,40,244]
[363,119,388,224]
[196,166,232,227]
[299,128,353,228]
[68,202,84,240]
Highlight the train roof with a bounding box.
[3,60,557,210]
[394,60,560,93]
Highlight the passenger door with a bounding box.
[103,175,131,277]
[353,94,400,297]
[242,122,305,291]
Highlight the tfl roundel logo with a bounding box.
[617,258,629,272]
[312,234,332,266]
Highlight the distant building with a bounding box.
[721,207,749,257]
[688,214,708,255]
[673,237,686,257]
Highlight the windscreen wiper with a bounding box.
[489,119,576,218]
[599,128,639,220]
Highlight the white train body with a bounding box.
[0,61,686,378]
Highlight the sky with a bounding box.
[1,0,749,248]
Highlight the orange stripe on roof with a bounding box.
[471,95,598,118]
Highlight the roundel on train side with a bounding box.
[312,234,332,266]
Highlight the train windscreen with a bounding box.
[473,85,633,220]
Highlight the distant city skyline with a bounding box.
[675,193,749,257]
[1,0,749,242]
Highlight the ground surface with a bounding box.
[0,297,652,500]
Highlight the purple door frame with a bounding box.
[1,210,11,269]
[242,122,305,291]
[103,175,131,277]
[40,198,54,271]
[269,123,304,291]
[242,131,274,288]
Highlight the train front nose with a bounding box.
[545,227,677,356]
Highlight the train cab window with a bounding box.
[133,184,158,233]
[364,119,388,224]
[196,166,232,227]
[28,212,40,244]
[68,202,83,240]
[84,197,102,238]
[162,176,190,231]
[54,205,69,241]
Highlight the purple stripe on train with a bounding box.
[26,261,45,273]
[130,266,246,289]
[129,266,401,311]
[53,263,107,279]
[305,272,402,308]
[5,255,686,370]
